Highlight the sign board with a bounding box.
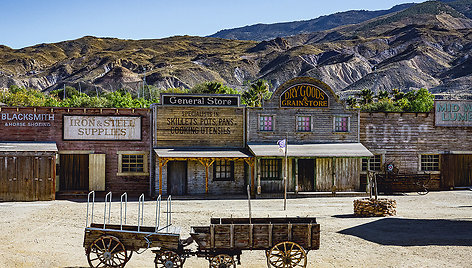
[156,107,244,148]
[280,84,329,108]
[1,112,55,127]
[161,94,240,107]
[435,101,472,127]
[63,115,141,140]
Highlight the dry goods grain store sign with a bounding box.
[63,115,141,140]
[280,84,329,108]
[435,101,472,127]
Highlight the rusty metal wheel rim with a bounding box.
[209,254,235,268]
[267,241,307,268]
[154,250,183,268]
[87,235,127,268]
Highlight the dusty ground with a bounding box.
[0,191,471,268]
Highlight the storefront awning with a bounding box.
[248,143,373,157]
[154,148,252,158]
[0,142,58,152]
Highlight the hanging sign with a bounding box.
[280,84,329,108]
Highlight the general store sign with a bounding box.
[435,101,472,127]
[161,94,240,107]
[63,115,141,140]
[280,84,329,108]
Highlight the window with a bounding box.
[297,116,311,132]
[259,115,274,131]
[421,154,440,171]
[117,151,148,175]
[362,155,382,171]
[334,116,350,132]
[213,160,234,181]
[260,159,282,180]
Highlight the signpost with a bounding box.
[278,137,288,210]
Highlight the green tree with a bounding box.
[241,79,272,107]
[356,88,374,105]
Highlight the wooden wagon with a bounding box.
[189,217,320,268]
[83,192,183,268]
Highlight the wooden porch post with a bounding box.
[198,159,214,194]
[245,158,256,196]
[159,159,163,195]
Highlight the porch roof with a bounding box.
[154,148,252,158]
[248,143,373,158]
[0,141,58,152]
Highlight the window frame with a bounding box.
[117,151,149,176]
[213,160,235,181]
[296,115,312,132]
[333,115,351,133]
[361,154,383,172]
[258,114,275,132]
[260,158,282,180]
[419,154,440,173]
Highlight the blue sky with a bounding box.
[1,0,422,49]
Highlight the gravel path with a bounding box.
[0,191,471,267]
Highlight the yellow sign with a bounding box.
[280,84,328,108]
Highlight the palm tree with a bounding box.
[356,88,374,105]
[242,80,271,107]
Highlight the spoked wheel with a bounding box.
[209,254,235,268]
[125,251,133,264]
[87,235,128,268]
[267,241,307,268]
[154,250,184,268]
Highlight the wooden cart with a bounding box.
[83,192,183,268]
[189,217,320,268]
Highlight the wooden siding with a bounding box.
[0,107,150,197]
[360,112,472,191]
[335,158,361,191]
[155,106,245,148]
[316,158,333,191]
[0,155,55,201]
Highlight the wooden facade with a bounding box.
[152,94,254,196]
[0,107,150,200]
[360,111,472,191]
[247,77,372,194]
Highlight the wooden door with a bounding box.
[167,161,187,195]
[298,159,314,191]
[442,154,472,188]
[89,154,106,191]
[59,154,89,191]
[316,158,333,191]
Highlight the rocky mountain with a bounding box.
[1,0,472,98]
[208,3,415,41]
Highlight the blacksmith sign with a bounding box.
[435,100,472,127]
[161,94,240,107]
[63,115,142,140]
[280,83,329,108]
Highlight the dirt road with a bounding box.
[0,191,471,267]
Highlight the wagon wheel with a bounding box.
[87,235,128,268]
[209,254,235,268]
[125,251,133,263]
[154,250,183,268]
[267,241,307,268]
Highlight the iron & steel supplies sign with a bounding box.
[435,101,472,127]
[161,94,240,107]
[280,83,329,108]
[63,115,141,140]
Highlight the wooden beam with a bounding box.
[159,160,163,195]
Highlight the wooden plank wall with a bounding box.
[360,112,472,190]
[0,154,55,201]
[316,158,332,191]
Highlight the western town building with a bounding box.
[246,77,373,194]
[360,100,472,191]
[0,107,150,201]
[152,94,254,196]
[1,78,472,201]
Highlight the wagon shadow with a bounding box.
[338,218,472,246]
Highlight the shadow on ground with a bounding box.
[338,218,472,246]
